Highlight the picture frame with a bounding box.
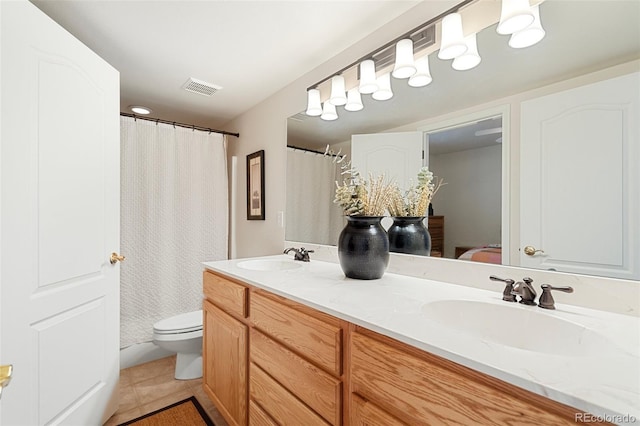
[246,150,265,220]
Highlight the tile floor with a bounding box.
[104,356,228,426]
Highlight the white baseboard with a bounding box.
[120,342,173,370]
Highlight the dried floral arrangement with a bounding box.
[326,146,395,216]
[387,166,445,217]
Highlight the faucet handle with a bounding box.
[489,275,516,302]
[539,284,574,310]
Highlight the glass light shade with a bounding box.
[392,39,416,79]
[438,13,467,60]
[329,75,347,106]
[305,89,322,116]
[320,102,338,121]
[452,33,481,71]
[372,73,393,101]
[344,88,364,111]
[509,5,545,48]
[408,55,433,87]
[497,0,535,35]
[358,59,379,94]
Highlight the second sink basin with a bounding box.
[421,300,616,357]
[236,259,302,271]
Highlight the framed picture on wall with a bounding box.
[247,150,265,220]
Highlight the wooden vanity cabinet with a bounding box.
[203,271,344,426]
[203,271,249,426]
[203,269,611,426]
[349,327,610,426]
[249,290,343,425]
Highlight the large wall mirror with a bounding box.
[286,0,640,280]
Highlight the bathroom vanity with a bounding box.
[202,256,639,426]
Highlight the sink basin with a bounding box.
[421,300,615,356]
[236,259,303,271]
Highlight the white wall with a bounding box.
[430,144,501,258]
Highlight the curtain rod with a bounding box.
[120,112,239,138]
[287,145,344,158]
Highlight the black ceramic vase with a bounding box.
[388,216,431,256]
[338,216,389,280]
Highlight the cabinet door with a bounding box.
[204,300,248,426]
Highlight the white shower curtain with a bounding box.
[286,148,344,245]
[120,116,228,347]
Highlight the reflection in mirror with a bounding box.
[286,0,640,279]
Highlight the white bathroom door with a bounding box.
[0,1,121,425]
[351,131,425,189]
[520,72,639,279]
[351,131,424,228]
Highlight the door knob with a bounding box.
[0,364,13,399]
[110,252,126,264]
[523,245,544,256]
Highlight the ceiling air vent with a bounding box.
[182,77,222,97]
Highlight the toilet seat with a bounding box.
[153,310,202,335]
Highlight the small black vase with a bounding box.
[388,216,431,256]
[338,216,389,280]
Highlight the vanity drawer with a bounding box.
[250,291,342,375]
[250,362,330,426]
[350,330,579,426]
[249,400,277,426]
[250,328,341,425]
[351,394,406,426]
[203,270,247,318]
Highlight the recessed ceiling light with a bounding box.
[130,105,152,115]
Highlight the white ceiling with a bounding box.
[30,0,422,129]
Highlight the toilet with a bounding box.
[152,310,203,380]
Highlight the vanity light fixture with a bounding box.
[392,39,417,79]
[438,13,468,60]
[305,89,322,116]
[452,33,481,71]
[130,105,152,115]
[508,4,545,48]
[358,59,379,94]
[344,88,364,111]
[496,0,535,35]
[329,75,347,106]
[304,0,549,122]
[372,73,393,101]
[408,55,433,87]
[320,101,338,121]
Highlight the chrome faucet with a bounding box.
[489,275,516,302]
[512,277,537,305]
[539,284,574,309]
[283,247,314,262]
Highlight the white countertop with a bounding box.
[203,255,640,425]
